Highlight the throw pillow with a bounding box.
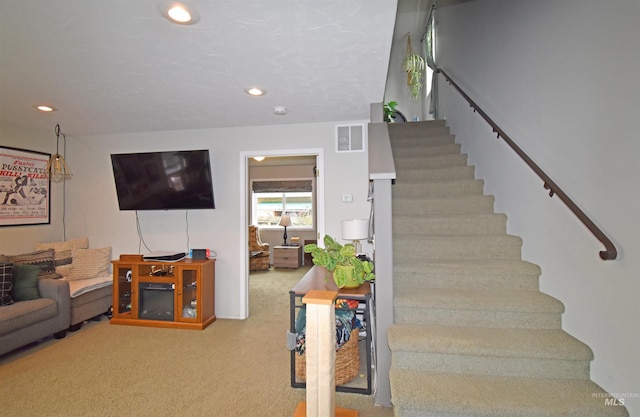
[68,247,112,281]
[0,263,14,306]
[11,264,43,301]
[56,264,73,279]
[34,237,89,267]
[7,249,61,280]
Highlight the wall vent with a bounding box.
[335,123,366,152]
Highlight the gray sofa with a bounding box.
[31,238,112,331]
[0,278,70,356]
[0,239,114,355]
[68,284,112,331]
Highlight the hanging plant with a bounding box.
[402,34,425,100]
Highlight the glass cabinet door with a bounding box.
[115,265,133,316]
[179,268,198,320]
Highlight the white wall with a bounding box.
[0,125,65,252]
[48,121,372,320]
[385,29,425,121]
[436,0,639,413]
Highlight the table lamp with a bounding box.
[341,219,369,255]
[279,214,292,246]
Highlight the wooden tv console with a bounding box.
[111,256,216,330]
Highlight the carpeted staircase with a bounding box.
[386,121,628,417]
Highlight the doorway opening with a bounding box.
[240,149,325,319]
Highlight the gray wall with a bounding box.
[436,0,639,413]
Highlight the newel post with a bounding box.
[293,290,358,417]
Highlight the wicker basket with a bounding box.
[295,329,360,385]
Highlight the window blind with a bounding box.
[252,180,312,193]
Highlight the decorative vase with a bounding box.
[333,265,360,289]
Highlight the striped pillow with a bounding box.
[0,263,14,306]
[34,237,89,267]
[7,249,61,280]
[67,247,112,281]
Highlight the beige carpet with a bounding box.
[0,265,392,417]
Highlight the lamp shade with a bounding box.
[278,214,292,227]
[341,219,369,241]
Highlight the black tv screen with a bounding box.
[110,149,215,210]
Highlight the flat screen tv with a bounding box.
[110,149,215,210]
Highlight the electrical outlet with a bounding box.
[341,194,353,202]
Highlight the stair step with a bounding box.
[389,324,592,379]
[394,213,507,236]
[392,143,461,158]
[396,165,476,182]
[393,178,485,198]
[388,120,448,135]
[394,234,523,260]
[393,259,541,290]
[389,369,629,417]
[394,288,563,329]
[394,153,468,170]
[391,134,456,149]
[393,195,496,215]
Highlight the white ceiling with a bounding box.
[0,0,398,136]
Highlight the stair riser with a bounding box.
[391,352,590,380]
[391,132,456,149]
[392,143,461,158]
[394,236,522,260]
[393,196,496,215]
[393,214,507,236]
[394,307,562,329]
[394,154,468,170]
[391,134,455,148]
[393,271,540,291]
[396,166,476,182]
[393,180,485,198]
[389,125,449,136]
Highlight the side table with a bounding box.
[274,245,302,269]
[289,265,373,394]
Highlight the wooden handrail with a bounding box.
[438,68,617,260]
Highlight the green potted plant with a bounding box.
[304,235,375,288]
[383,101,398,123]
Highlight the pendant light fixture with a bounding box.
[46,124,73,182]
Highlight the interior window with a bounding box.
[251,179,314,228]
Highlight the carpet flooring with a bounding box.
[0,265,392,417]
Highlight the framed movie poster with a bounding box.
[0,146,51,226]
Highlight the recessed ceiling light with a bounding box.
[158,1,200,25]
[253,156,265,162]
[34,105,57,112]
[244,87,266,96]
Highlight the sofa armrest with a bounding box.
[38,278,71,317]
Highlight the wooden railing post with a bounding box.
[293,290,358,417]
